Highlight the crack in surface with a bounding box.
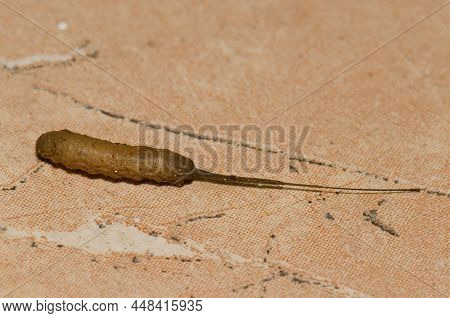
[186,213,225,223]
[0,41,95,73]
[363,209,399,237]
[0,163,45,192]
[2,209,442,297]
[231,266,369,297]
[1,217,195,258]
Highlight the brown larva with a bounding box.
[36,129,421,194]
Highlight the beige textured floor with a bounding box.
[0,0,449,297]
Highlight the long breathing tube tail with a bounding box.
[193,169,422,194]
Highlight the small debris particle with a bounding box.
[171,236,180,242]
[377,199,387,206]
[33,166,42,173]
[279,270,288,277]
[289,164,299,173]
[31,242,37,248]
[57,244,63,248]
[57,21,68,31]
[292,277,308,284]
[98,223,106,229]
[262,276,274,283]
[325,212,335,221]
[87,50,99,58]
[2,186,16,191]
[132,256,140,263]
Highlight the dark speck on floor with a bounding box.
[325,212,335,220]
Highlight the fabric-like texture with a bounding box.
[0,0,448,297]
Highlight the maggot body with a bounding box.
[36,130,421,194]
[36,129,196,184]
